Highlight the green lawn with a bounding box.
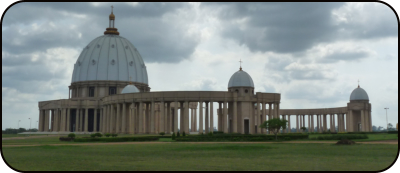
[2,143,397,171]
[307,133,398,141]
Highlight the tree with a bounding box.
[388,123,394,131]
[259,118,288,140]
[300,127,307,132]
[372,125,377,132]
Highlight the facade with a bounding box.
[36,12,372,134]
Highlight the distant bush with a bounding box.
[59,137,74,141]
[74,136,159,142]
[284,137,291,141]
[213,131,224,134]
[105,133,111,137]
[159,132,165,136]
[67,133,75,138]
[175,134,308,142]
[90,134,96,138]
[182,131,186,137]
[208,132,213,136]
[172,132,176,140]
[177,132,180,137]
[111,134,118,137]
[94,133,102,137]
[388,131,398,134]
[311,134,368,140]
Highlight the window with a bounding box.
[88,87,95,97]
[245,89,248,93]
[109,87,117,95]
[235,89,238,93]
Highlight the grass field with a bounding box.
[2,142,397,171]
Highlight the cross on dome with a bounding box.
[239,59,243,71]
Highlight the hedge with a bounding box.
[175,134,308,142]
[59,137,74,141]
[388,131,398,134]
[74,136,159,142]
[309,134,368,140]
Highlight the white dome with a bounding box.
[71,35,148,84]
[350,86,369,101]
[228,69,254,88]
[121,84,140,94]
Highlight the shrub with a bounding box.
[284,137,291,141]
[388,131,398,134]
[68,133,76,138]
[59,137,74,141]
[182,131,186,137]
[90,134,96,138]
[94,133,102,137]
[213,131,224,134]
[172,132,176,140]
[159,132,165,136]
[111,134,118,137]
[177,132,180,137]
[105,133,111,137]
[208,132,213,136]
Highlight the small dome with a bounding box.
[228,69,254,88]
[121,85,140,94]
[350,86,369,101]
[109,13,115,20]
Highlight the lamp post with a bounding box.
[384,108,389,131]
[18,120,21,129]
[29,118,31,130]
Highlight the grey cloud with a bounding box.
[284,84,349,104]
[320,50,370,63]
[203,2,343,54]
[202,2,397,54]
[2,2,198,63]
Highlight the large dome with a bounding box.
[228,69,254,88]
[350,86,369,101]
[71,35,148,84]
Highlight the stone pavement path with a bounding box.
[2,140,397,147]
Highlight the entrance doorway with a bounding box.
[244,119,249,134]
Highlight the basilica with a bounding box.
[36,11,372,134]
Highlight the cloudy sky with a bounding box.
[2,2,398,131]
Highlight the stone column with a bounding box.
[122,103,126,133]
[360,110,365,132]
[249,102,255,134]
[323,114,327,132]
[256,102,260,134]
[223,101,228,133]
[218,102,222,131]
[138,102,143,134]
[268,103,272,119]
[93,109,97,132]
[66,109,70,132]
[38,110,42,131]
[174,101,178,133]
[205,102,209,134]
[316,115,320,133]
[184,101,190,133]
[80,109,84,132]
[160,101,164,133]
[199,101,203,134]
[287,115,291,133]
[194,109,197,132]
[167,102,171,133]
[296,115,299,132]
[233,101,237,133]
[151,101,155,134]
[368,111,372,132]
[179,102,184,133]
[332,114,335,132]
[84,108,89,132]
[54,109,59,132]
[115,103,120,133]
[74,109,79,132]
[261,102,266,133]
[210,102,214,133]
